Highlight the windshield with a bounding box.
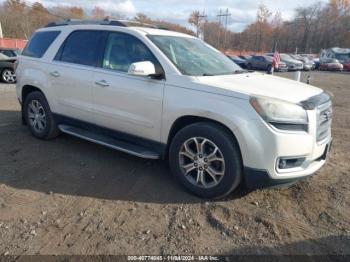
[280,54,293,60]
[335,53,350,62]
[148,35,242,76]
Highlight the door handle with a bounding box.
[50,71,60,77]
[95,80,109,87]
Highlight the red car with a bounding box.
[342,61,350,71]
[320,59,343,71]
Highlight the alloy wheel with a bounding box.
[2,69,16,83]
[28,100,47,133]
[179,137,225,188]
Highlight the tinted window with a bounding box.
[1,50,15,57]
[103,32,161,73]
[22,31,60,58]
[58,30,106,67]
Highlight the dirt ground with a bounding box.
[0,71,349,256]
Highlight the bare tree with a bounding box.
[92,6,106,20]
[188,11,204,37]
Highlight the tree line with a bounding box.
[0,0,349,54]
[190,0,350,53]
[0,0,194,40]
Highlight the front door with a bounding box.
[91,32,165,142]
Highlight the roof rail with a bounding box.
[44,18,168,30]
[45,18,128,28]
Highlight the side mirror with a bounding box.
[128,61,156,77]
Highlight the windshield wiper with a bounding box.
[202,70,251,76]
[233,70,250,74]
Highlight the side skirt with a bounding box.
[53,113,166,159]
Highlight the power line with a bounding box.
[217,8,231,50]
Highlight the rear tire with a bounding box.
[169,122,242,199]
[24,91,60,140]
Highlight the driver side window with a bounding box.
[103,32,162,73]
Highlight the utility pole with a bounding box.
[217,9,222,48]
[0,22,3,39]
[217,8,231,50]
[195,10,207,41]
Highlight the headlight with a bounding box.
[250,96,308,131]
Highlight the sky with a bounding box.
[3,0,329,32]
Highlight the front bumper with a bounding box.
[235,93,332,187]
[288,64,303,71]
[244,140,331,189]
[304,64,313,71]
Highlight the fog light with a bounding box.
[278,157,306,169]
[279,159,287,169]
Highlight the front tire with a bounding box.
[24,91,60,139]
[169,122,242,199]
[1,68,16,83]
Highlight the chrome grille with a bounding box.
[316,101,332,142]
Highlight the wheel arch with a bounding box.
[165,115,243,163]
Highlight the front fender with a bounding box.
[161,85,258,165]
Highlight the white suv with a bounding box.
[16,20,333,199]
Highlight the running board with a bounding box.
[58,124,160,159]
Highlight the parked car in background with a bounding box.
[320,58,343,71]
[226,55,247,68]
[312,58,320,70]
[247,55,288,72]
[290,54,315,71]
[266,53,303,71]
[342,61,350,71]
[320,47,350,64]
[0,53,17,83]
[238,55,252,62]
[0,48,21,58]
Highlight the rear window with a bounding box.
[22,31,60,58]
[56,30,107,67]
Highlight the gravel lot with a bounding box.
[0,71,349,256]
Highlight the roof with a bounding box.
[129,27,194,38]
[329,47,350,54]
[42,19,194,38]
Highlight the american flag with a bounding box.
[273,51,281,68]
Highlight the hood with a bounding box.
[283,58,303,65]
[195,72,323,104]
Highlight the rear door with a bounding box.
[251,56,259,69]
[256,56,265,69]
[49,30,107,123]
